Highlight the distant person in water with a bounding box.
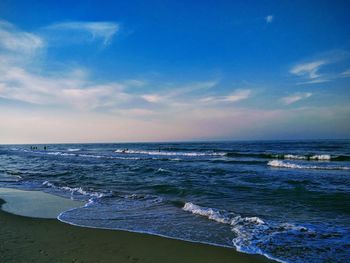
[44,146,47,150]
[121,148,128,153]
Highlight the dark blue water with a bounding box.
[1,140,350,263]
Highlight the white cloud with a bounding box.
[140,80,219,104]
[0,20,44,54]
[0,58,133,110]
[141,94,164,103]
[290,50,350,84]
[43,21,119,45]
[341,69,350,77]
[265,15,274,24]
[0,20,133,110]
[281,92,312,105]
[222,89,251,102]
[201,89,251,103]
[290,60,326,80]
[0,53,223,112]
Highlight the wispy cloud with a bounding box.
[0,20,44,54]
[141,94,164,103]
[290,60,327,81]
[281,92,312,105]
[222,89,252,102]
[0,19,130,110]
[201,89,251,103]
[0,62,131,110]
[140,80,219,105]
[290,50,350,84]
[43,21,119,45]
[265,15,274,24]
[0,46,221,112]
[341,69,350,77]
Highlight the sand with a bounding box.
[0,189,275,263]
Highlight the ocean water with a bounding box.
[0,140,349,263]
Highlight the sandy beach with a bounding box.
[0,196,274,263]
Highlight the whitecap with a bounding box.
[42,180,106,199]
[115,149,225,157]
[283,154,307,160]
[67,148,81,152]
[267,160,350,170]
[182,202,232,224]
[309,154,331,160]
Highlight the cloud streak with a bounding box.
[0,63,131,110]
[281,92,312,105]
[201,89,251,104]
[290,60,327,82]
[0,20,44,54]
[290,50,350,84]
[341,69,350,77]
[43,21,119,45]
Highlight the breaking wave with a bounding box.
[115,149,225,157]
[182,202,347,263]
[267,160,350,170]
[226,152,350,161]
[67,148,81,152]
[42,181,108,199]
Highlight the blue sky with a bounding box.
[0,0,349,143]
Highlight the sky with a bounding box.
[0,0,349,143]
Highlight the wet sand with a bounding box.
[0,198,274,263]
[0,187,83,218]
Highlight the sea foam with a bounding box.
[115,149,225,157]
[267,160,350,170]
[182,202,231,224]
[283,154,331,160]
[67,148,81,152]
[42,181,107,199]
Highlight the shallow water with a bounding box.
[0,187,82,218]
[0,140,349,263]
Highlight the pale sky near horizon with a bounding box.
[0,0,350,144]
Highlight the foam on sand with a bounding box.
[0,188,84,218]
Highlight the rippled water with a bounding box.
[0,140,349,263]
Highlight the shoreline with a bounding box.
[0,197,274,263]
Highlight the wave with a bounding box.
[267,160,350,170]
[47,152,76,156]
[67,148,81,152]
[182,202,232,224]
[210,158,265,165]
[42,181,108,199]
[284,154,332,160]
[182,202,349,263]
[115,149,225,157]
[12,147,350,162]
[226,152,350,161]
[181,202,285,262]
[156,168,172,173]
[37,151,140,160]
[182,202,265,226]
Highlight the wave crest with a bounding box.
[267,160,350,170]
[182,202,231,224]
[42,181,107,198]
[115,149,225,157]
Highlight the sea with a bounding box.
[0,140,349,263]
